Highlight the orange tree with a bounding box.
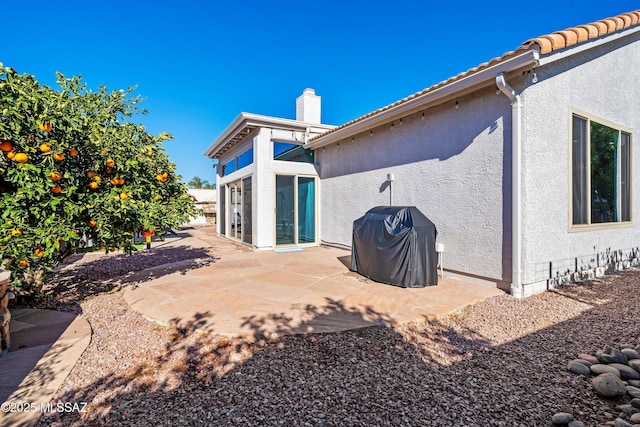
[0,64,195,295]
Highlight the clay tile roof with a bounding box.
[572,27,589,42]
[310,9,640,143]
[523,10,640,54]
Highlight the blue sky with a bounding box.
[3,1,639,184]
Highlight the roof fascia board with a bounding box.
[307,50,540,149]
[537,25,640,66]
[204,112,335,158]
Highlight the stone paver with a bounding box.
[124,228,505,336]
[0,309,91,427]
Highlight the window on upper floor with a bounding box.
[273,141,314,163]
[221,147,253,177]
[571,113,631,227]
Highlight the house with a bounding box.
[187,189,217,225]
[206,10,640,298]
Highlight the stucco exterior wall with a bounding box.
[521,34,640,292]
[216,127,319,250]
[316,85,513,285]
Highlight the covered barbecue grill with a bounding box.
[351,206,438,288]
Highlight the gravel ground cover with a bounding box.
[27,232,640,426]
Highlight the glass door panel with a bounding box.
[276,175,295,245]
[242,177,252,244]
[219,185,226,236]
[297,177,315,243]
[229,183,242,240]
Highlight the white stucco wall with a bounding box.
[520,33,640,292]
[216,127,320,250]
[316,85,512,286]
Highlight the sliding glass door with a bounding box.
[297,177,315,243]
[275,175,316,246]
[223,178,252,244]
[275,175,295,245]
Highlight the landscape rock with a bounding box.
[552,412,574,425]
[572,358,594,367]
[592,373,628,397]
[626,386,640,399]
[578,353,600,364]
[630,413,640,423]
[597,345,629,365]
[616,403,636,414]
[614,418,634,427]
[567,421,585,427]
[611,363,640,380]
[631,398,640,408]
[569,361,592,376]
[622,348,640,360]
[592,364,622,377]
[629,360,640,373]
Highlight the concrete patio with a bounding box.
[124,228,504,336]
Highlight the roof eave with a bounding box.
[307,49,540,149]
[205,112,335,158]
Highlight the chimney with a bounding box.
[296,88,321,124]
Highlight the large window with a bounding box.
[222,147,253,177]
[572,114,631,226]
[273,142,314,163]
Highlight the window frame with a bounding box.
[568,110,633,232]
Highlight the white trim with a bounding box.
[205,113,335,158]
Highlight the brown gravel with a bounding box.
[28,237,640,426]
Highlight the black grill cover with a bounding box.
[351,206,438,288]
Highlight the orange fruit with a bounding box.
[49,171,62,181]
[106,158,115,167]
[154,195,162,201]
[6,151,15,160]
[40,143,52,153]
[162,171,168,178]
[110,177,119,185]
[156,174,163,181]
[14,152,28,163]
[94,175,101,182]
[0,140,12,152]
[69,148,78,157]
[89,182,99,190]
[106,167,113,175]
[38,123,52,132]
[109,247,116,252]
[86,171,95,178]
[51,185,62,194]
[53,153,65,161]
[88,220,97,227]
[119,192,129,200]
[18,259,29,267]
[11,229,22,236]
[34,248,43,257]
[117,178,125,185]
[99,245,105,250]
